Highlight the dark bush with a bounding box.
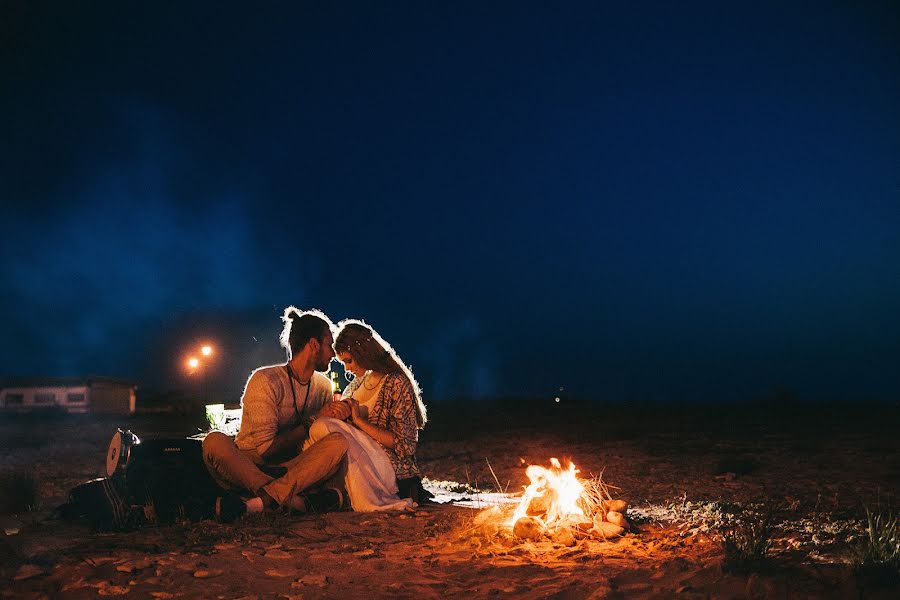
[0,470,37,514]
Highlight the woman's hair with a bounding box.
[334,319,427,428]
[279,306,333,358]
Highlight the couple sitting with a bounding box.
[202,306,429,520]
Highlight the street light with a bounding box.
[186,344,215,405]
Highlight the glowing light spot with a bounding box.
[187,357,199,369]
[554,397,561,403]
[201,345,213,356]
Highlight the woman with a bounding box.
[334,320,430,502]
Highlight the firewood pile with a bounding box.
[512,497,631,544]
[507,458,632,545]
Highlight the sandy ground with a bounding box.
[2,401,899,599]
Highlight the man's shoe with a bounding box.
[297,488,344,514]
[215,494,247,523]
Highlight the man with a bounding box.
[203,307,351,520]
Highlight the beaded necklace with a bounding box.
[285,364,311,425]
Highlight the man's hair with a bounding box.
[280,306,333,357]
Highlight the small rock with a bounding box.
[60,577,89,592]
[213,543,236,551]
[265,568,294,578]
[14,564,46,581]
[294,574,329,587]
[473,506,502,525]
[552,527,577,546]
[565,513,594,528]
[606,510,630,530]
[264,549,292,559]
[593,521,625,538]
[97,584,131,596]
[513,516,544,541]
[606,499,628,513]
[527,494,552,516]
[193,569,224,578]
[2,516,23,535]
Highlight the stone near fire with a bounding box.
[567,513,594,529]
[474,505,502,526]
[606,499,628,513]
[606,510,629,530]
[593,521,626,538]
[513,516,545,541]
[552,526,577,546]
[527,494,552,516]
[473,506,503,537]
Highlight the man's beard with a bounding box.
[315,355,331,372]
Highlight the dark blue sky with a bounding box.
[2,1,898,404]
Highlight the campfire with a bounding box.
[507,458,630,544]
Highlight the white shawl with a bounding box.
[305,417,413,512]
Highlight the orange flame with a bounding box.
[510,458,584,527]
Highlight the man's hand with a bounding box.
[316,400,351,421]
[347,397,362,423]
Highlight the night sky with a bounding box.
[2,2,899,405]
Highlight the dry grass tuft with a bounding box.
[485,458,508,493]
[721,509,773,574]
[852,507,900,583]
[578,471,615,521]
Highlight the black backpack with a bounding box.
[60,476,131,531]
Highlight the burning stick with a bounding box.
[511,458,585,526]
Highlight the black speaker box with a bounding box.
[124,438,221,522]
